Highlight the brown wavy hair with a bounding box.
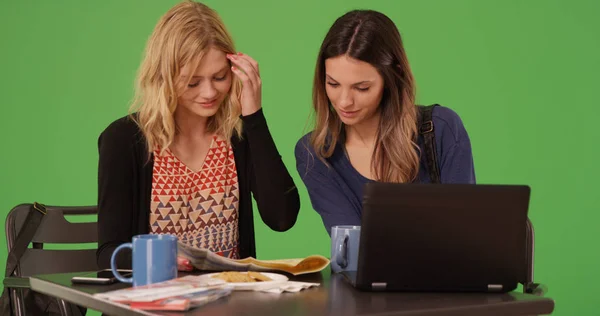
[310,10,419,183]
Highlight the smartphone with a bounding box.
[71,269,133,285]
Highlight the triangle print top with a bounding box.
[149,135,240,259]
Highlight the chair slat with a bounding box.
[12,205,98,243]
[19,249,98,276]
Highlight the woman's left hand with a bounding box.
[227,52,262,116]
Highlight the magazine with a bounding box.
[128,287,232,311]
[94,275,232,311]
[177,242,330,275]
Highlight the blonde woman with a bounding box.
[97,1,300,271]
[295,10,475,235]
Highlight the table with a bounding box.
[29,270,555,316]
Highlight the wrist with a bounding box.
[241,106,261,117]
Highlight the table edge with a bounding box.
[29,276,155,316]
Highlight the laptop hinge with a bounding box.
[488,284,503,291]
[371,282,387,291]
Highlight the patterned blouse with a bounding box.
[149,135,240,259]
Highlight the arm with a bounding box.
[295,138,362,235]
[242,109,300,232]
[227,53,299,232]
[96,119,135,269]
[435,107,476,184]
[440,138,476,184]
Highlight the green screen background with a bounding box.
[0,0,597,315]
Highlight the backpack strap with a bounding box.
[1,202,47,314]
[418,105,441,183]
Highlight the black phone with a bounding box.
[71,269,133,285]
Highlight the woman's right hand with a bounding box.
[177,256,194,272]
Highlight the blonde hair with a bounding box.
[130,0,242,154]
[310,10,420,183]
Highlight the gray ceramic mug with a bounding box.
[330,225,361,273]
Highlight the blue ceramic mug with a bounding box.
[330,225,361,273]
[110,234,178,287]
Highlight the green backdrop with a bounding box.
[0,0,597,315]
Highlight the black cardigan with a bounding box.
[96,109,300,269]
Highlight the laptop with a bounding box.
[342,183,530,293]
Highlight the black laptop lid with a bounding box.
[356,183,530,292]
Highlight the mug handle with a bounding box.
[335,234,349,269]
[111,243,133,284]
